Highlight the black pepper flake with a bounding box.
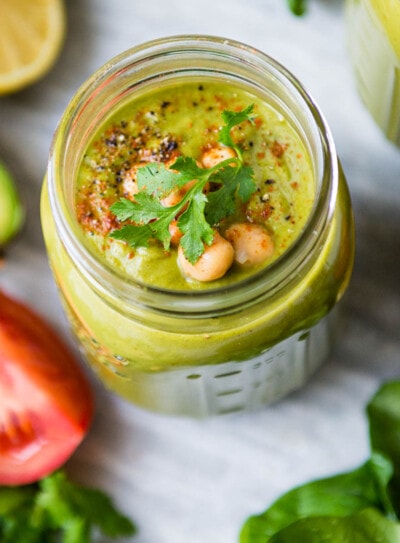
[161,101,171,108]
[198,85,204,91]
[285,215,292,221]
[105,136,117,147]
[265,179,276,185]
[160,136,178,158]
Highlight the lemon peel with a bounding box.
[0,0,65,95]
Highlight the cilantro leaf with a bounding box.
[236,164,257,201]
[178,191,215,264]
[0,486,35,516]
[38,473,135,539]
[0,470,136,543]
[137,160,187,196]
[219,104,256,155]
[206,164,256,225]
[111,193,164,224]
[205,167,242,225]
[169,156,208,180]
[110,223,154,248]
[110,193,178,249]
[109,197,138,222]
[109,104,257,264]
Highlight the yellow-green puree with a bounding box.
[76,81,315,289]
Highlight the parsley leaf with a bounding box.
[0,470,136,543]
[110,105,257,264]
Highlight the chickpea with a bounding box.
[178,231,234,282]
[161,179,197,207]
[169,219,183,246]
[120,165,140,198]
[201,145,236,169]
[225,223,274,266]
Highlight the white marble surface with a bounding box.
[1,1,400,542]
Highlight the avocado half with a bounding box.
[0,161,24,247]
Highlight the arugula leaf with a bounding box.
[109,105,256,264]
[0,470,136,543]
[269,508,400,543]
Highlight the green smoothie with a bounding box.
[41,80,351,376]
[75,81,314,290]
[41,37,354,415]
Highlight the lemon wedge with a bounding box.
[0,0,65,95]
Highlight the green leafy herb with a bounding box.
[286,0,307,16]
[0,470,136,543]
[240,380,400,542]
[269,508,400,543]
[109,105,256,264]
[240,453,395,543]
[368,381,400,518]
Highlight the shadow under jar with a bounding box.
[41,35,354,417]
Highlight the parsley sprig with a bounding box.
[109,104,257,264]
[0,470,136,543]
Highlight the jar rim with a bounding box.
[47,34,338,315]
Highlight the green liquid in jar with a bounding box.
[41,37,355,415]
[76,81,315,290]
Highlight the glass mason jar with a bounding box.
[41,35,354,417]
[346,0,400,146]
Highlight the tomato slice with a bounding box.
[0,290,94,486]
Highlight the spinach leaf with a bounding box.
[368,380,400,517]
[240,454,394,543]
[269,508,400,543]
